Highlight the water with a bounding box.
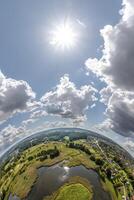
[8,194,20,200]
[27,164,111,200]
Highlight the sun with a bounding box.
[50,22,77,49]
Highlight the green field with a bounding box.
[55,183,91,200]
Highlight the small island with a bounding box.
[44,177,93,200]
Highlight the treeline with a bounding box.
[69,142,91,154]
[28,146,60,162]
[68,142,104,166]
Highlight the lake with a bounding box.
[27,163,111,200]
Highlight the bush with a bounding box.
[39,155,48,161]
[28,156,33,161]
[50,149,60,159]
[95,158,104,166]
[90,155,96,161]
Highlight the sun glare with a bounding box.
[50,22,77,49]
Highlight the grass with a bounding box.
[10,166,37,199]
[55,183,91,200]
[101,179,122,200]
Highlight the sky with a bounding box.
[0,0,134,156]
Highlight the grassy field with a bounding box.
[55,183,91,200]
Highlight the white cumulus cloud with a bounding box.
[85,0,134,137]
[0,71,36,122]
[41,74,97,122]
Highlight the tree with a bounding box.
[106,168,112,179]
[28,156,33,161]
[90,155,96,161]
[95,158,104,166]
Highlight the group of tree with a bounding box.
[28,146,60,162]
[68,142,91,155]
[68,142,104,167]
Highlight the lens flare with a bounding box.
[50,22,77,49]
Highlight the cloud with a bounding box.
[0,72,97,154]
[85,0,134,137]
[85,0,134,90]
[100,86,113,105]
[41,74,97,122]
[33,121,70,133]
[1,124,26,140]
[0,71,36,122]
[123,138,134,156]
[22,118,37,126]
[30,110,47,119]
[0,123,31,154]
[101,89,134,137]
[76,19,87,28]
[0,124,27,151]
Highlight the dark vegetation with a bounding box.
[27,146,60,162]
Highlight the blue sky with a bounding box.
[0,0,134,156]
[0,0,121,94]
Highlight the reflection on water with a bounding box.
[8,194,20,200]
[27,164,111,200]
